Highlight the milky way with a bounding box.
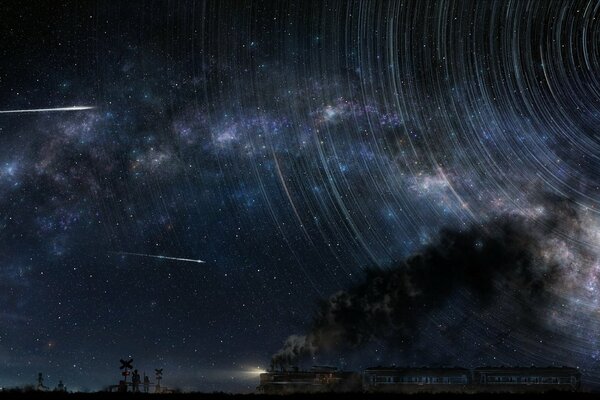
[1,0,600,392]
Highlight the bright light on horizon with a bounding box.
[243,367,266,376]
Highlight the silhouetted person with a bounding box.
[143,374,150,393]
[132,369,140,392]
[36,373,48,391]
[56,380,65,392]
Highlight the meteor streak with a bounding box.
[112,251,206,264]
[0,106,95,114]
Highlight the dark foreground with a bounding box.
[1,392,599,399]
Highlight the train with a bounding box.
[258,365,581,394]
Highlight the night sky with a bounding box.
[2,0,600,393]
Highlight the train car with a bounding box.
[258,366,361,394]
[362,366,470,393]
[257,365,581,394]
[473,366,581,393]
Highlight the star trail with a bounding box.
[1,0,600,393]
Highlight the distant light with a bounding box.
[244,367,266,376]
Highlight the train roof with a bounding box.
[365,366,469,372]
[364,366,579,374]
[310,365,339,372]
[474,366,580,372]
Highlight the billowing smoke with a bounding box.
[272,195,597,369]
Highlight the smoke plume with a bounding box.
[272,195,595,369]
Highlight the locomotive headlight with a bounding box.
[248,367,267,375]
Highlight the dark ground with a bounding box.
[1,392,599,399]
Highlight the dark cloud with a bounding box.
[273,195,587,368]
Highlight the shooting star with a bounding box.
[0,106,95,114]
[112,251,206,264]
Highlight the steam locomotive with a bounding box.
[258,365,581,394]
